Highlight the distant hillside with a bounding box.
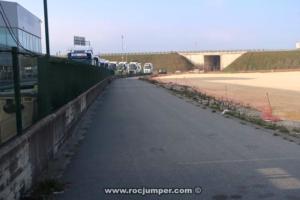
[102,52,195,73]
[224,51,300,72]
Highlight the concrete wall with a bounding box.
[179,51,246,70]
[0,78,111,200]
[180,53,205,66]
[220,53,246,70]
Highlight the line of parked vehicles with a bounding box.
[116,62,154,75]
[67,49,153,75]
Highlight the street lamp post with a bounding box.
[43,0,50,56]
[121,35,124,62]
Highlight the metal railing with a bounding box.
[101,48,297,57]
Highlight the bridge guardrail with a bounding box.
[101,49,296,56]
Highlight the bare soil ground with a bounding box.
[155,72,300,121]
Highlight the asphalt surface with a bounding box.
[57,78,300,200]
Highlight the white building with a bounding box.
[0,1,42,81]
[0,0,42,53]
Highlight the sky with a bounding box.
[11,0,300,54]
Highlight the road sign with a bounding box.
[74,36,86,46]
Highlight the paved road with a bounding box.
[57,78,300,200]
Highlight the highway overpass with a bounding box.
[178,50,247,70]
[102,50,252,71]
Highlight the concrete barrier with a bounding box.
[0,77,112,200]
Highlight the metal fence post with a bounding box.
[12,47,22,135]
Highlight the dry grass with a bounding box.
[102,53,194,73]
[155,72,300,121]
[225,51,300,72]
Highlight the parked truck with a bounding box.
[128,62,139,75]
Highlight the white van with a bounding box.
[143,63,153,74]
[117,62,129,75]
[128,62,139,75]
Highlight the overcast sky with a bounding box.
[11,0,300,54]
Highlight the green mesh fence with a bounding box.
[37,57,113,119]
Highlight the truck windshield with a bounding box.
[129,64,137,70]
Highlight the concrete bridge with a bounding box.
[178,50,247,70]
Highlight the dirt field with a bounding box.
[155,72,300,121]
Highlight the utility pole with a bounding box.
[44,0,50,56]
